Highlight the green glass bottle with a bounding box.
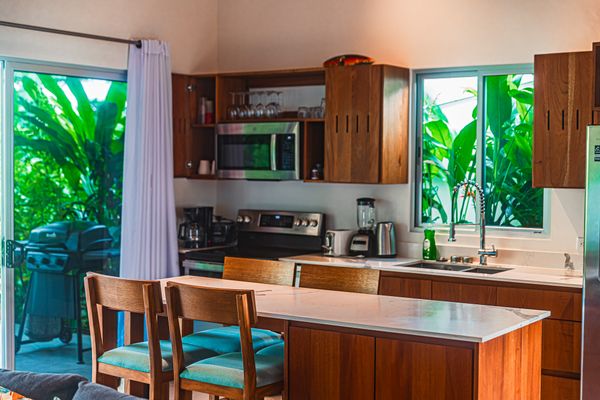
[422,229,437,260]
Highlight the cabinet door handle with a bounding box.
[547,111,550,131]
[367,114,370,133]
[355,115,359,133]
[345,115,349,133]
[561,110,565,130]
[577,109,580,130]
[335,115,339,133]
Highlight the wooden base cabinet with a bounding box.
[287,326,375,400]
[378,273,582,400]
[541,375,580,400]
[286,321,542,400]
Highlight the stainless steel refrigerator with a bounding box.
[582,125,600,398]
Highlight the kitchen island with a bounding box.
[164,275,549,400]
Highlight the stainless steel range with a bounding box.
[182,209,325,276]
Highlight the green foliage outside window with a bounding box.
[420,72,543,229]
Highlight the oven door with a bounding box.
[216,122,300,180]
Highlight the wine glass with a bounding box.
[237,92,249,119]
[226,92,239,120]
[276,91,283,117]
[265,91,278,118]
[254,91,265,118]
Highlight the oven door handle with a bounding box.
[270,134,278,171]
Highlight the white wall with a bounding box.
[0,0,218,73]
[212,0,600,268]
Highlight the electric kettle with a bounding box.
[376,222,397,258]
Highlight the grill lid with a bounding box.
[26,221,113,253]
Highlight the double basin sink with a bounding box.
[398,262,512,275]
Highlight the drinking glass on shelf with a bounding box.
[226,92,239,120]
[320,97,326,118]
[297,106,310,119]
[276,91,284,117]
[265,91,278,119]
[253,91,265,118]
[237,92,249,119]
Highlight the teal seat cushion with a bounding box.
[98,340,217,373]
[182,326,282,354]
[180,344,284,389]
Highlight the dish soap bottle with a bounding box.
[423,229,437,260]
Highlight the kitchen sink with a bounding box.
[399,263,473,272]
[395,263,512,275]
[463,267,512,274]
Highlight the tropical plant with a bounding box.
[421,73,542,228]
[13,73,126,239]
[12,72,126,317]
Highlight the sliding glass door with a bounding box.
[0,60,126,376]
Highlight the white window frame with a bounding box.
[411,64,550,239]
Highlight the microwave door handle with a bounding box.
[270,134,277,171]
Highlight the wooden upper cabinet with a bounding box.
[172,74,193,177]
[325,65,409,184]
[533,51,595,188]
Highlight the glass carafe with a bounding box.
[356,198,376,232]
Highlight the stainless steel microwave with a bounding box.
[216,122,300,180]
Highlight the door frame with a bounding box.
[0,58,126,369]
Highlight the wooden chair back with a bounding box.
[223,256,296,286]
[84,273,164,366]
[298,264,380,294]
[165,282,258,396]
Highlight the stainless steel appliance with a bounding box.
[322,229,355,256]
[178,207,213,248]
[211,216,236,246]
[216,122,300,180]
[182,209,325,276]
[582,126,600,398]
[376,222,397,258]
[350,198,377,257]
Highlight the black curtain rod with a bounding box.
[0,20,142,48]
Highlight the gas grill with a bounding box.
[16,221,120,363]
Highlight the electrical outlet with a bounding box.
[576,237,584,252]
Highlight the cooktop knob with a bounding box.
[309,219,319,227]
[236,216,244,223]
[301,219,309,227]
[243,216,252,224]
[294,219,302,227]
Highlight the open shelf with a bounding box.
[191,123,216,129]
[218,118,324,124]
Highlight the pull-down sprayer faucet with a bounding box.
[448,180,498,265]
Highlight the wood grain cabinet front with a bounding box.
[378,275,432,299]
[287,326,375,400]
[431,281,497,305]
[533,51,596,188]
[324,65,409,184]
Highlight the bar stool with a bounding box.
[298,264,381,294]
[165,282,284,400]
[180,257,290,353]
[84,273,216,399]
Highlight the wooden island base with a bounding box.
[284,320,542,400]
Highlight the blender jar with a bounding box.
[356,198,376,232]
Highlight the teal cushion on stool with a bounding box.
[98,340,217,373]
[180,343,284,389]
[182,326,282,354]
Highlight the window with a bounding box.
[415,66,544,231]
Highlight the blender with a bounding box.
[349,198,376,257]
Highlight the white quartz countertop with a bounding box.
[163,276,549,343]
[280,254,583,289]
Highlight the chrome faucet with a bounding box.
[448,180,498,265]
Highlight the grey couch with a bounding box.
[0,370,142,400]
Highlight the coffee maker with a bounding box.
[178,207,213,248]
[349,198,376,257]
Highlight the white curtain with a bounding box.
[119,40,179,280]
